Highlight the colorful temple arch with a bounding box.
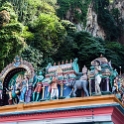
[0,56,34,105]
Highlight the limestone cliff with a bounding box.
[113,0,124,19]
[85,5,106,39]
[113,0,124,43]
[57,0,124,42]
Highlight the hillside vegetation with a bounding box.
[0,0,124,72]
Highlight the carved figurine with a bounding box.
[13,55,21,67]
[45,63,52,74]
[94,60,102,95]
[72,58,79,74]
[66,65,89,97]
[49,76,59,99]
[110,69,119,89]
[112,77,119,93]
[19,73,29,103]
[7,75,22,104]
[32,71,44,101]
[25,77,33,103]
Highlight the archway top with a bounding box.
[0,56,34,81]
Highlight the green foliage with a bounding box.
[73,31,105,67]
[21,46,43,71]
[93,0,120,41]
[30,13,66,56]
[0,2,30,71]
[0,0,28,22]
[44,0,57,6]
[52,20,77,61]
[57,0,91,26]
[104,42,124,70]
[52,29,124,71]
[25,0,56,25]
[0,0,124,74]
[111,8,124,37]
[52,30,105,68]
[1,0,56,24]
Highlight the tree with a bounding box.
[93,0,120,41]
[25,0,56,25]
[104,41,124,71]
[52,20,77,61]
[21,46,44,71]
[0,0,28,22]
[73,31,105,68]
[30,13,66,57]
[0,2,31,71]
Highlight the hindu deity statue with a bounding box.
[7,74,22,104]
[48,76,59,99]
[13,55,21,67]
[19,73,29,103]
[65,65,89,97]
[45,63,52,74]
[32,71,44,101]
[72,58,79,74]
[25,77,33,103]
[94,60,102,95]
[112,76,121,93]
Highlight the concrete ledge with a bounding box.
[0,95,123,114]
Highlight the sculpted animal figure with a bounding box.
[66,65,89,97]
[66,79,89,97]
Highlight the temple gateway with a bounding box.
[0,55,123,124]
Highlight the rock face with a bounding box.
[65,8,84,31]
[114,0,124,19]
[62,0,124,42]
[85,6,105,39]
[113,0,124,44]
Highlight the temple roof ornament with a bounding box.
[91,54,108,65]
[13,55,21,67]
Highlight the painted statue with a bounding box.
[72,58,79,74]
[89,55,119,94]
[19,73,29,103]
[32,71,44,101]
[25,77,33,103]
[66,65,89,97]
[94,60,102,95]
[112,76,121,93]
[48,76,59,99]
[45,63,52,74]
[6,80,15,104]
[13,55,21,67]
[0,80,3,99]
[110,69,119,89]
[7,75,22,104]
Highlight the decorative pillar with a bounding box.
[89,79,92,96]
[106,77,109,92]
[60,83,63,97]
[42,86,45,99]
